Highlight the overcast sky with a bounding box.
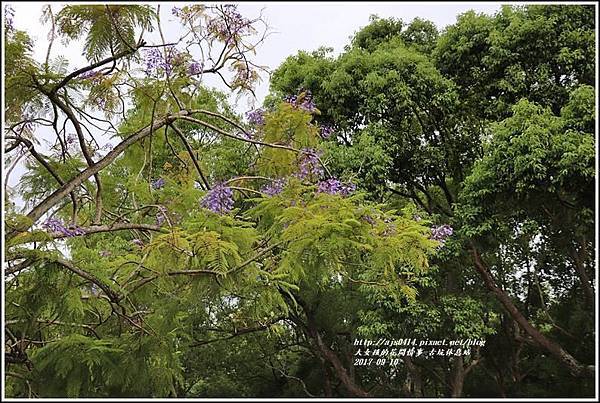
[4,2,510,210]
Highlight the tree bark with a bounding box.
[449,356,465,397]
[403,356,424,397]
[306,323,370,397]
[570,241,595,309]
[322,359,333,397]
[471,246,594,378]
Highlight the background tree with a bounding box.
[268,3,595,397]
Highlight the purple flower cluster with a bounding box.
[66,133,77,145]
[42,218,86,237]
[382,223,397,237]
[320,125,335,139]
[156,206,168,226]
[261,178,286,197]
[297,148,324,179]
[207,4,252,40]
[152,177,165,190]
[284,90,317,113]
[131,239,144,248]
[316,178,356,196]
[143,46,181,76]
[246,108,265,126]
[361,215,376,225]
[93,142,113,157]
[79,70,101,80]
[188,61,203,75]
[430,224,454,242]
[200,183,234,214]
[95,97,107,109]
[171,6,182,16]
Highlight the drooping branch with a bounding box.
[178,115,300,152]
[471,245,594,378]
[189,316,286,347]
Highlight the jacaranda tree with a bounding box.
[4,4,447,398]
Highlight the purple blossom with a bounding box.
[188,61,203,75]
[152,177,165,190]
[171,6,182,16]
[143,46,181,76]
[79,70,101,80]
[283,94,298,105]
[320,125,335,139]
[131,239,144,248]
[95,97,107,109]
[316,178,356,196]
[361,215,376,225]
[284,90,317,113]
[200,183,234,214]
[296,148,324,179]
[261,178,286,197]
[207,4,252,39]
[156,206,168,226]
[382,223,397,237]
[246,108,265,126]
[42,218,86,237]
[299,99,316,113]
[430,224,454,243]
[66,133,77,145]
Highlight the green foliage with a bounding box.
[4,29,41,123]
[459,96,594,240]
[435,5,595,119]
[56,5,155,61]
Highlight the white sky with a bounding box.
[4,1,509,210]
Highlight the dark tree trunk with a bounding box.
[403,356,424,397]
[449,356,465,397]
[321,359,333,397]
[306,323,370,397]
[570,241,595,309]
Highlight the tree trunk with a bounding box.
[307,323,370,397]
[570,242,595,309]
[403,356,424,397]
[448,356,465,397]
[321,359,333,397]
[471,246,594,378]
